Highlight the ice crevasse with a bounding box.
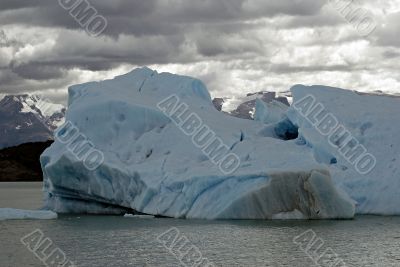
[40,67,398,219]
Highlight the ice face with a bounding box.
[254,98,288,125]
[287,85,400,215]
[41,68,356,219]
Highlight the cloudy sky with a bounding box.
[0,0,400,104]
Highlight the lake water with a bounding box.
[1,182,400,267]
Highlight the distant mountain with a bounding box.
[212,91,291,120]
[355,90,400,98]
[0,95,65,149]
[212,98,224,111]
[0,141,53,181]
[212,90,400,120]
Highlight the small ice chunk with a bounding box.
[0,208,57,220]
[124,214,155,219]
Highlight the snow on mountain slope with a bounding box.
[17,95,65,129]
[22,95,64,119]
[0,95,65,149]
[286,85,400,215]
[41,68,355,219]
[218,91,290,120]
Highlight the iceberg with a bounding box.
[0,208,57,220]
[254,99,288,125]
[41,68,358,219]
[286,85,400,215]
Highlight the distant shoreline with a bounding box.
[0,141,52,182]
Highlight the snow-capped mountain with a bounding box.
[212,91,291,119]
[215,90,400,120]
[0,95,65,149]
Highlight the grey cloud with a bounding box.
[0,0,398,100]
[269,63,359,74]
[195,32,264,57]
[382,50,400,59]
[0,0,324,36]
[282,5,346,29]
[10,63,66,80]
[375,12,400,47]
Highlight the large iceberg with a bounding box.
[43,67,400,219]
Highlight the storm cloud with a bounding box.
[0,0,399,103]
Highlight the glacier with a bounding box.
[40,67,397,219]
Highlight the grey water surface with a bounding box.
[1,182,399,267]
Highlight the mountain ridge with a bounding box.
[0,94,65,149]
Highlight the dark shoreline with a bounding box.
[0,141,52,182]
